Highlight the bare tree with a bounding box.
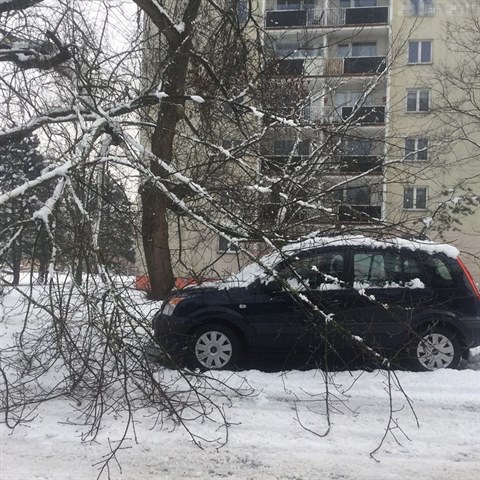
[1,3,478,476]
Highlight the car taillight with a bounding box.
[457,258,480,300]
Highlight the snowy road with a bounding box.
[1,358,479,480]
[0,284,479,480]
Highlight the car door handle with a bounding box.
[326,299,346,306]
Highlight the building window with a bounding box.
[340,0,377,7]
[273,139,309,156]
[273,37,322,58]
[227,0,249,23]
[221,139,245,158]
[406,89,430,112]
[337,42,377,58]
[408,41,432,63]
[405,138,428,160]
[334,185,371,205]
[277,0,315,10]
[346,138,374,156]
[218,235,238,253]
[409,0,434,16]
[404,186,427,210]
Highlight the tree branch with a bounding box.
[0,0,43,13]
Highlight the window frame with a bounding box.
[276,0,315,10]
[403,186,428,210]
[406,88,430,112]
[352,249,426,288]
[405,137,428,161]
[273,37,323,59]
[408,40,432,64]
[409,0,434,16]
[218,235,239,254]
[337,42,377,58]
[340,0,377,7]
[277,248,347,289]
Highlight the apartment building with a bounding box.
[138,0,480,281]
[253,0,479,274]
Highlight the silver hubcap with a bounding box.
[195,331,233,369]
[417,333,455,370]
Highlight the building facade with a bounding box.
[138,0,480,281]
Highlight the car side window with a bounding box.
[278,251,345,290]
[402,253,425,287]
[422,255,455,287]
[354,251,403,287]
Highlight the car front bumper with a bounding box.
[153,312,193,357]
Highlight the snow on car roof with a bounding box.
[282,234,459,258]
[225,234,459,287]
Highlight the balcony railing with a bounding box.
[262,155,306,173]
[265,9,307,28]
[343,7,388,25]
[341,106,385,124]
[324,56,386,75]
[335,155,382,174]
[276,58,305,75]
[338,205,382,221]
[303,105,385,125]
[265,6,389,28]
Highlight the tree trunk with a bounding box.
[142,95,180,299]
[140,0,202,300]
[12,240,21,286]
[74,256,83,285]
[38,259,48,284]
[141,185,175,299]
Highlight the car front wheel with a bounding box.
[192,324,242,370]
[410,327,461,371]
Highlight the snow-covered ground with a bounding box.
[0,284,479,480]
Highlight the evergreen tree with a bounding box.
[0,135,47,284]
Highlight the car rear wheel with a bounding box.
[192,324,242,370]
[410,327,461,371]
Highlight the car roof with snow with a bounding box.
[225,234,459,287]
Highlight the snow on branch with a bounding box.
[0,90,213,147]
[0,161,71,207]
[132,0,182,46]
[32,177,66,225]
[0,30,71,70]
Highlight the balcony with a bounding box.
[336,156,382,174]
[345,56,386,74]
[265,9,307,28]
[262,155,306,174]
[302,105,385,125]
[265,6,388,29]
[276,58,305,75]
[343,7,388,25]
[338,205,382,221]
[325,57,386,75]
[341,106,385,124]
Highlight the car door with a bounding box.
[250,279,298,350]
[342,249,415,351]
[251,248,349,351]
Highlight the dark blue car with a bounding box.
[152,236,480,371]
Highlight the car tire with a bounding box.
[191,324,243,370]
[409,326,461,371]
